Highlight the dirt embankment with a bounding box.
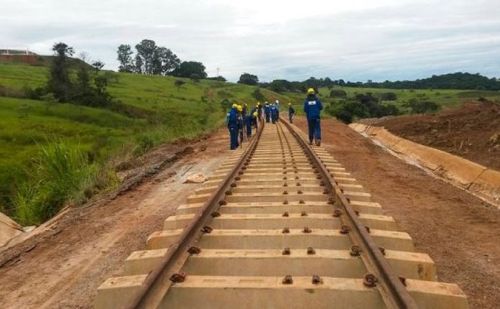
[0,128,232,309]
[295,117,500,309]
[372,101,500,170]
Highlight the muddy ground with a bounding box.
[370,101,500,170]
[295,118,500,309]
[0,128,233,309]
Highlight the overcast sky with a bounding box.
[2,0,500,82]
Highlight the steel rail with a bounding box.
[280,118,417,309]
[125,120,265,309]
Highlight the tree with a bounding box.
[134,54,144,74]
[153,47,180,75]
[117,44,134,72]
[92,61,105,72]
[48,42,74,102]
[238,73,259,85]
[172,61,207,79]
[135,39,157,74]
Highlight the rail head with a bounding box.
[125,120,265,309]
[280,118,418,309]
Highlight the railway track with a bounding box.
[96,119,468,308]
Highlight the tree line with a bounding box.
[236,73,500,92]
[117,39,212,80]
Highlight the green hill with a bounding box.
[0,61,290,224]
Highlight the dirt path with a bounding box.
[0,129,233,309]
[295,117,500,309]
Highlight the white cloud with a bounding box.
[1,0,499,81]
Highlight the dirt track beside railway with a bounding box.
[295,117,500,309]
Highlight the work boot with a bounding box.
[315,140,321,146]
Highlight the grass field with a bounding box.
[0,61,288,224]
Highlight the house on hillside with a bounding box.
[0,49,37,56]
[0,49,41,65]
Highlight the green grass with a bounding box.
[13,140,109,225]
[0,61,289,224]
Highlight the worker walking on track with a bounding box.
[257,102,263,120]
[252,111,258,130]
[275,100,280,119]
[237,104,244,146]
[270,103,278,124]
[245,109,254,138]
[264,102,271,123]
[303,88,323,146]
[250,106,259,130]
[227,104,239,150]
[288,103,295,123]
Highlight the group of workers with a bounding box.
[226,103,260,150]
[226,88,323,150]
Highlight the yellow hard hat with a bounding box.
[288,102,292,106]
[232,103,237,109]
[307,88,315,95]
[236,105,243,112]
[253,112,258,117]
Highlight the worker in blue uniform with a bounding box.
[270,103,278,124]
[264,102,271,123]
[303,88,323,146]
[252,110,258,130]
[250,106,259,130]
[257,102,263,120]
[288,103,295,123]
[245,110,254,138]
[227,104,239,150]
[275,100,280,119]
[242,103,248,118]
[237,104,244,145]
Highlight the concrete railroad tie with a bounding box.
[96,122,468,309]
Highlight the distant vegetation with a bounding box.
[360,73,500,90]
[117,39,218,81]
[325,92,401,124]
[238,73,259,85]
[258,73,500,93]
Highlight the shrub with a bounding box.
[174,80,186,89]
[23,86,46,100]
[190,73,201,82]
[14,141,100,225]
[336,110,353,124]
[133,134,155,156]
[379,92,397,101]
[252,88,266,102]
[329,89,347,98]
[408,99,439,114]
